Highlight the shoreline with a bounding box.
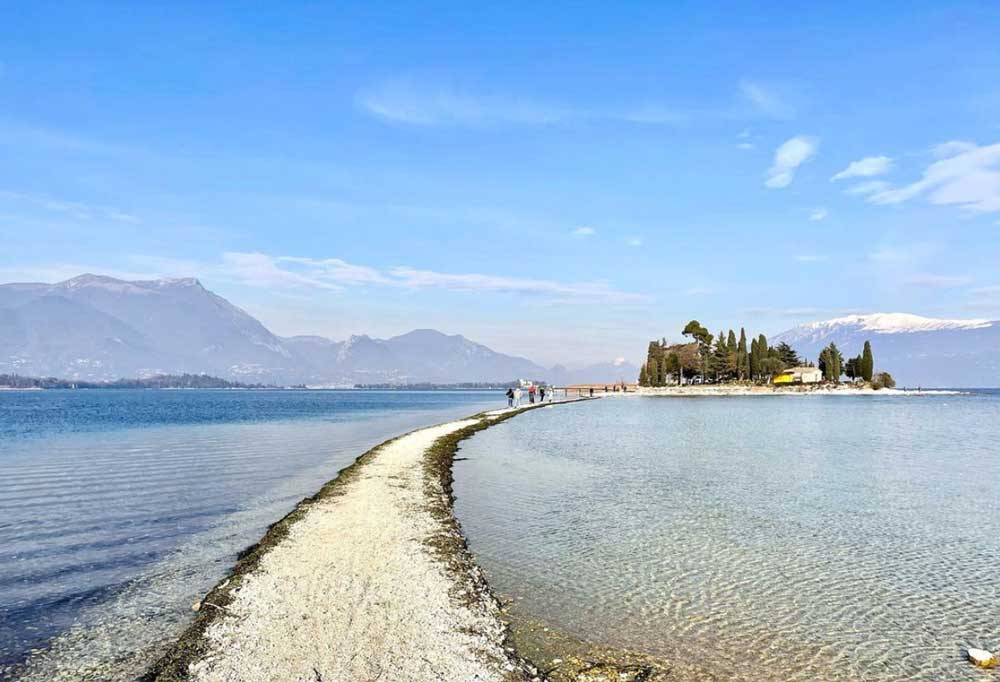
[142,400,584,682]
[635,384,965,397]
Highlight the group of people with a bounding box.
[505,384,551,408]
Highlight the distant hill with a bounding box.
[0,274,569,385]
[0,373,270,390]
[773,313,1000,387]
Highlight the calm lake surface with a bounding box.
[0,389,500,680]
[454,393,1000,681]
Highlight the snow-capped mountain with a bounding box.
[0,274,559,385]
[773,313,1000,387]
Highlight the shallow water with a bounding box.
[0,389,500,680]
[454,393,1000,681]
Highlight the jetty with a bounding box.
[144,404,565,682]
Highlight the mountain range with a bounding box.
[0,275,637,386]
[2,275,995,387]
[772,313,1000,387]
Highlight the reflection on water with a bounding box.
[0,389,499,681]
[454,394,1000,681]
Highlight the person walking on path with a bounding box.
[539,386,546,403]
[513,387,522,407]
[528,385,536,404]
[505,387,514,408]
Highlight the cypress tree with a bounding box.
[861,340,874,382]
[757,335,768,380]
[750,338,759,381]
[738,328,748,381]
[638,363,648,386]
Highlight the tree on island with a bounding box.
[638,322,883,389]
[844,355,863,382]
[682,320,713,382]
[861,340,874,382]
[737,328,749,381]
[775,342,800,367]
[872,371,896,389]
[818,342,844,383]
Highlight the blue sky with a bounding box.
[2,2,1000,366]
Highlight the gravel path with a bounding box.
[173,414,537,682]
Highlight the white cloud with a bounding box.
[388,266,648,303]
[765,136,819,188]
[794,254,828,263]
[573,226,596,237]
[866,142,1000,213]
[357,79,803,129]
[356,80,570,126]
[160,252,647,305]
[931,140,976,158]
[624,106,690,124]
[626,236,643,247]
[844,180,891,196]
[905,273,973,288]
[8,252,649,305]
[683,286,713,296]
[737,142,755,150]
[809,207,828,222]
[0,190,139,224]
[739,80,795,119]
[831,155,893,181]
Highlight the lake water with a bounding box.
[454,393,1000,681]
[0,389,501,681]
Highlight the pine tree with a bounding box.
[861,340,874,382]
[775,342,800,367]
[712,330,729,381]
[682,320,713,382]
[638,363,648,386]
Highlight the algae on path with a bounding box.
[143,403,569,682]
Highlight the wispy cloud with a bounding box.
[387,266,648,303]
[356,80,572,126]
[745,306,824,318]
[862,142,1000,213]
[573,226,596,237]
[905,273,973,288]
[765,135,819,189]
[844,180,891,196]
[682,286,714,296]
[794,254,828,263]
[739,80,796,120]
[626,236,643,247]
[357,79,798,128]
[0,190,139,224]
[931,140,977,158]
[0,120,129,155]
[4,252,649,305]
[809,207,828,222]
[831,155,893,181]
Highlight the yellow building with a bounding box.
[773,366,823,384]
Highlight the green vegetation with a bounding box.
[872,371,896,389]
[638,321,885,388]
[0,373,270,389]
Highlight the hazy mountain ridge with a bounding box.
[1,274,612,385]
[773,313,1000,387]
